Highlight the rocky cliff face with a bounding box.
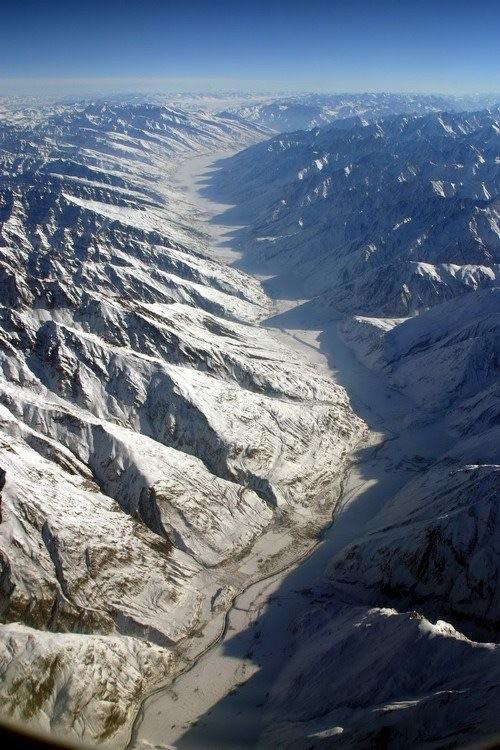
[0,102,362,745]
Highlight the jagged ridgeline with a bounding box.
[0,102,361,744]
[0,97,499,750]
[211,108,500,634]
[209,107,500,748]
[227,91,500,132]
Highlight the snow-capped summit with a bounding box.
[210,109,499,314]
[226,92,500,132]
[0,96,498,749]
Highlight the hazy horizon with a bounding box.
[2,85,500,100]
[2,0,500,97]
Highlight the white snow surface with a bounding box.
[0,98,499,750]
[227,92,500,133]
[0,101,362,745]
[122,107,500,750]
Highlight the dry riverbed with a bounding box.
[127,150,451,750]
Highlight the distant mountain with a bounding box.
[211,109,499,313]
[226,92,500,132]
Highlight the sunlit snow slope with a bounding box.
[0,102,362,745]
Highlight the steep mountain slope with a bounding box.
[0,102,363,745]
[332,290,499,635]
[260,606,500,750]
[206,109,500,748]
[1,98,498,749]
[211,109,499,309]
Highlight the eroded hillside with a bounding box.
[0,102,363,745]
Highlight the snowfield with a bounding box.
[226,92,500,133]
[149,104,498,750]
[0,101,362,745]
[0,95,499,749]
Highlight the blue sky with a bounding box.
[1,0,499,95]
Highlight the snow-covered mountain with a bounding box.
[210,109,499,310]
[259,605,500,749]
[0,96,498,749]
[0,102,362,744]
[226,92,500,132]
[207,109,500,748]
[331,289,499,629]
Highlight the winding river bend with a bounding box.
[127,151,451,750]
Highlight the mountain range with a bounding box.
[0,94,498,749]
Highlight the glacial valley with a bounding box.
[0,95,498,750]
